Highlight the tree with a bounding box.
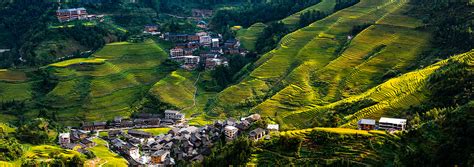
[16,118,55,144]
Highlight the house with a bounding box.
[170,48,184,58]
[249,128,266,141]
[144,25,159,33]
[151,150,170,164]
[71,129,88,141]
[196,31,208,37]
[128,129,153,138]
[205,57,228,70]
[58,133,71,145]
[378,117,407,131]
[112,116,123,127]
[357,119,376,130]
[192,9,213,18]
[224,126,238,141]
[184,48,195,56]
[224,39,240,48]
[81,122,94,131]
[187,35,200,42]
[81,138,96,147]
[224,47,241,55]
[93,122,107,130]
[224,118,237,127]
[243,114,261,122]
[199,36,212,45]
[125,145,141,160]
[267,124,279,131]
[121,120,134,127]
[56,8,88,22]
[108,130,122,138]
[211,38,220,48]
[236,120,250,130]
[164,110,186,123]
[165,33,188,41]
[144,118,161,126]
[197,21,208,29]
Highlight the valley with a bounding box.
[0,0,472,166]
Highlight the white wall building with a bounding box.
[378,117,407,131]
[199,36,212,45]
[224,126,238,141]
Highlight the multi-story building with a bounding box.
[378,117,407,131]
[170,48,184,58]
[224,126,238,141]
[56,8,88,22]
[199,36,212,46]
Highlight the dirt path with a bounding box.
[183,72,202,111]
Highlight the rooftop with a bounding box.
[379,117,407,124]
[224,126,238,131]
[358,119,376,125]
[165,110,180,114]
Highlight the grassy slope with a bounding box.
[0,70,32,102]
[214,0,435,130]
[42,40,169,125]
[88,138,128,167]
[148,69,219,125]
[236,0,337,51]
[149,70,196,109]
[236,23,268,51]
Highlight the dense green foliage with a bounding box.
[211,0,322,29]
[210,53,258,90]
[203,137,253,166]
[409,0,474,67]
[16,118,57,145]
[334,0,359,11]
[0,135,23,161]
[298,10,327,28]
[254,22,290,53]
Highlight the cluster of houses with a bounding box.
[56,7,104,22]
[58,111,280,166]
[80,110,185,131]
[163,31,246,70]
[58,129,96,153]
[357,117,407,131]
[103,113,279,165]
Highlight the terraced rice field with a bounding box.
[23,145,84,162]
[280,127,382,137]
[0,81,33,101]
[281,50,473,129]
[49,58,106,67]
[88,138,128,167]
[43,40,170,124]
[236,23,267,51]
[216,0,416,118]
[0,69,28,82]
[149,70,196,109]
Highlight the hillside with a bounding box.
[45,40,172,124]
[0,40,172,125]
[211,0,431,123]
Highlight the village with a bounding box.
[58,111,278,166]
[56,6,242,71]
[57,107,407,166]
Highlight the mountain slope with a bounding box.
[212,0,420,117]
